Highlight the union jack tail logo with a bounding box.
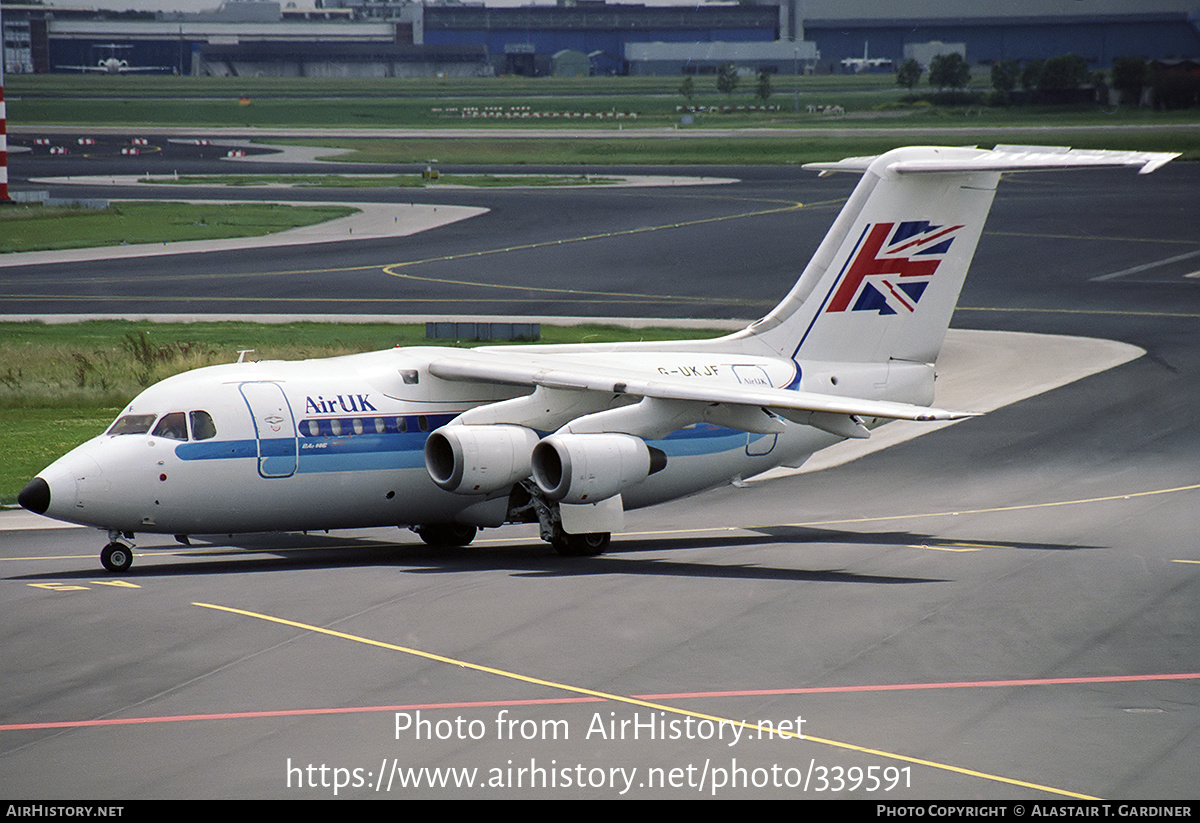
[825,221,963,315]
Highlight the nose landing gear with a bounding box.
[101,531,135,572]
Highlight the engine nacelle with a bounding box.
[531,433,666,504]
[424,424,540,495]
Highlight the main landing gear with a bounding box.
[414,523,478,547]
[410,485,611,557]
[412,522,609,555]
[513,481,611,557]
[550,530,610,557]
[101,531,135,572]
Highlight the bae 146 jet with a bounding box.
[18,145,1177,572]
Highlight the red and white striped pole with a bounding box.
[0,85,9,203]
[0,0,9,203]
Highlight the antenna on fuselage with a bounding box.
[236,349,255,363]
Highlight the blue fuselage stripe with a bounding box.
[173,422,755,473]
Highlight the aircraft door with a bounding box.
[239,382,298,478]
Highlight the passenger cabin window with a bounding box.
[107,414,156,436]
[190,410,217,441]
[296,414,447,438]
[152,412,188,441]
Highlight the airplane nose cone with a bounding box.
[18,477,51,515]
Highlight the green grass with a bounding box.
[3,407,124,507]
[0,320,717,409]
[10,73,1198,138]
[266,130,1200,166]
[8,72,900,108]
[0,319,719,505]
[5,73,903,99]
[15,92,1199,133]
[0,202,357,254]
[140,173,620,188]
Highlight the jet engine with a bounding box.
[424,424,540,495]
[530,433,666,504]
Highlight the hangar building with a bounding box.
[2,0,1198,77]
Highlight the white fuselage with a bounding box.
[34,346,840,536]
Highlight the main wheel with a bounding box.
[101,542,133,573]
[552,531,610,557]
[416,524,478,547]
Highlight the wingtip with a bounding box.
[1139,153,1181,174]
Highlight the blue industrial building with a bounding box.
[3,0,1198,77]
[804,12,1200,72]
[420,4,780,75]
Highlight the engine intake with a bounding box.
[531,433,666,504]
[424,425,540,495]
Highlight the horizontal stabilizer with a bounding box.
[805,145,1179,176]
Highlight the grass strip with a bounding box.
[141,173,620,188]
[0,202,357,254]
[9,73,1197,139]
[265,131,1200,166]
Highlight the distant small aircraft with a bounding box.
[18,145,1177,572]
[841,41,893,73]
[57,45,171,75]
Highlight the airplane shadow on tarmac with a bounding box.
[8,525,1098,584]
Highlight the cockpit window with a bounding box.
[107,414,156,436]
[152,412,188,441]
[190,410,217,441]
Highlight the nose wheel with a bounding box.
[101,542,133,573]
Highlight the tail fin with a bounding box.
[741,145,1177,366]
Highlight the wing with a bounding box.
[428,349,975,440]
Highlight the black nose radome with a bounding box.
[18,477,51,515]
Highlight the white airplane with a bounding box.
[18,145,1176,572]
[58,45,172,75]
[841,40,893,74]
